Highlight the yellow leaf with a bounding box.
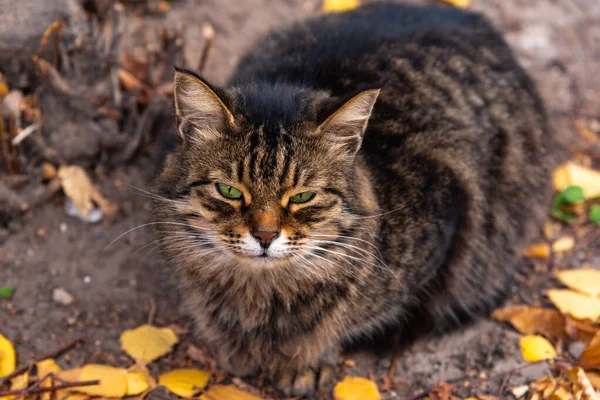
[547,289,600,320]
[120,324,178,363]
[78,364,128,397]
[0,371,28,400]
[520,335,557,362]
[552,237,575,253]
[199,385,262,400]
[158,369,211,397]
[0,332,16,377]
[523,243,550,259]
[58,165,118,217]
[553,162,600,200]
[56,367,83,398]
[322,0,360,13]
[37,359,62,400]
[557,269,600,298]
[334,376,381,400]
[126,364,156,396]
[439,0,471,8]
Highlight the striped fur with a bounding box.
[152,3,559,396]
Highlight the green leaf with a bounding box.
[562,185,585,203]
[590,205,600,225]
[0,286,14,298]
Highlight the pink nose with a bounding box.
[252,230,279,247]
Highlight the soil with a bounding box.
[1,0,600,399]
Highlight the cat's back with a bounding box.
[230,2,507,90]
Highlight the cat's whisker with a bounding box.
[311,239,388,268]
[311,233,385,259]
[300,248,370,286]
[125,183,188,208]
[105,221,214,251]
[353,206,405,220]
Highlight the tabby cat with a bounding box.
[152,2,557,396]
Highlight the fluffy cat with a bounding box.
[152,2,557,396]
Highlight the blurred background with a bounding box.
[0,0,599,398]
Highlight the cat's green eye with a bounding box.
[216,183,243,200]
[289,191,316,204]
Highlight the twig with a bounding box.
[148,298,157,325]
[0,335,86,386]
[11,123,41,146]
[0,380,99,396]
[198,23,215,74]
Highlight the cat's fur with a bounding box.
[152,2,557,396]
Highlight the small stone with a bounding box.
[53,288,74,305]
[83,275,91,284]
[59,222,68,233]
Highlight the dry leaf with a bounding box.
[322,0,360,13]
[586,371,600,390]
[127,364,155,395]
[120,324,178,363]
[199,384,262,400]
[524,243,550,259]
[520,335,557,362]
[552,237,575,253]
[40,20,66,50]
[36,359,62,400]
[569,367,600,400]
[581,332,600,367]
[492,306,565,338]
[158,368,211,397]
[58,165,118,217]
[439,0,471,7]
[557,269,600,298]
[0,371,28,400]
[553,162,600,200]
[334,376,381,400]
[0,332,16,377]
[565,315,600,342]
[78,364,128,397]
[547,289,600,320]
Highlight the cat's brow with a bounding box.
[189,180,212,187]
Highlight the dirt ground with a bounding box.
[1,0,600,399]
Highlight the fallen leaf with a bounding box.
[552,237,575,253]
[439,0,471,7]
[492,306,565,338]
[565,315,599,342]
[585,371,600,390]
[580,332,600,367]
[322,0,360,13]
[78,364,128,397]
[570,367,600,400]
[158,368,211,397]
[510,385,529,399]
[334,376,381,400]
[199,384,262,400]
[553,162,600,200]
[36,359,62,400]
[58,165,118,218]
[524,243,550,259]
[127,364,155,396]
[551,386,573,400]
[0,286,14,298]
[39,20,66,50]
[0,371,28,400]
[547,289,600,320]
[520,335,557,362]
[120,324,178,363]
[557,269,600,298]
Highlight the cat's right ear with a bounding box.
[173,68,235,140]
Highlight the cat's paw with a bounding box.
[215,349,260,377]
[275,363,335,397]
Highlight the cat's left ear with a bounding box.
[317,89,380,155]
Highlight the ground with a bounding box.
[1,0,599,399]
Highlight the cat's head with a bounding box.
[153,68,379,268]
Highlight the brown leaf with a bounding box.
[429,381,459,400]
[39,20,66,51]
[492,305,566,339]
[565,315,599,343]
[580,332,600,367]
[58,165,118,217]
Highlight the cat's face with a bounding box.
[154,69,378,267]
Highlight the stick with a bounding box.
[11,123,41,146]
[198,23,215,74]
[0,335,86,386]
[0,380,99,396]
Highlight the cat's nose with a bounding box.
[252,230,280,248]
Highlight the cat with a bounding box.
[152,2,558,396]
